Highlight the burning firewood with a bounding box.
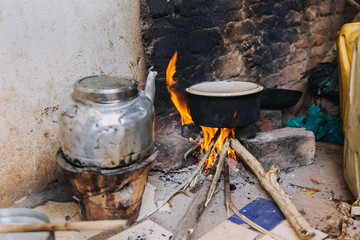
[205,138,230,206]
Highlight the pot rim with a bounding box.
[185,80,264,97]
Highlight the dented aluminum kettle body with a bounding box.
[58,73,157,168]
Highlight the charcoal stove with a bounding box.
[56,149,156,224]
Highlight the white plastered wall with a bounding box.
[0,0,146,206]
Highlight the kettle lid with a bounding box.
[73,75,138,103]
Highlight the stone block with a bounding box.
[152,134,194,171]
[243,128,315,171]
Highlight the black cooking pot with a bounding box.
[186,80,264,128]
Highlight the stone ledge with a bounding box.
[243,128,315,171]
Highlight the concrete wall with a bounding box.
[0,0,146,207]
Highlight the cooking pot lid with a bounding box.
[186,80,263,97]
[73,75,138,103]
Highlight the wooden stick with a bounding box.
[172,168,215,240]
[205,138,229,206]
[0,220,128,233]
[184,142,201,161]
[229,138,316,240]
[189,168,202,191]
[225,158,239,172]
[224,162,231,215]
[137,129,221,221]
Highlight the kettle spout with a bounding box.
[144,71,157,102]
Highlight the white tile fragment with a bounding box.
[351,206,360,217]
[198,220,259,240]
[137,183,157,220]
[259,220,327,240]
[157,200,172,212]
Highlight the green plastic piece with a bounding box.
[284,105,344,145]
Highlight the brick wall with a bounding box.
[141,0,353,113]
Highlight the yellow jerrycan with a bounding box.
[343,33,360,199]
[337,23,360,134]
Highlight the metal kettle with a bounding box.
[58,71,157,168]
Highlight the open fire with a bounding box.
[159,52,315,240]
[166,52,236,168]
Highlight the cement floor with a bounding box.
[20,141,354,239]
[146,141,353,239]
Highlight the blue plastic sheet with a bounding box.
[284,105,344,145]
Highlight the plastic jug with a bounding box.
[343,34,360,199]
[336,23,360,134]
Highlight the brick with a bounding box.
[243,128,315,170]
[224,22,237,41]
[304,6,317,21]
[336,0,346,14]
[188,29,222,54]
[285,10,302,26]
[279,62,307,84]
[270,42,290,58]
[146,0,169,18]
[319,2,335,16]
[213,50,245,80]
[293,34,309,49]
[224,19,255,42]
[283,28,299,43]
[287,49,309,63]
[329,16,345,41]
[311,29,326,46]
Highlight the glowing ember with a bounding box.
[166,52,237,168]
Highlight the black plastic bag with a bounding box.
[302,62,339,102]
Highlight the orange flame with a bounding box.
[201,127,235,168]
[166,52,193,125]
[166,52,237,168]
